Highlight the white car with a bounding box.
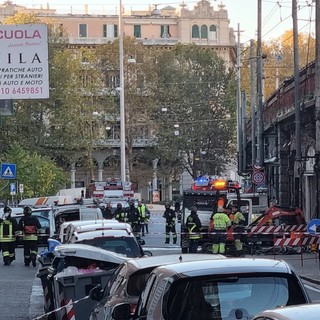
[252,303,320,320]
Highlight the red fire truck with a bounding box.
[88,178,134,199]
[181,176,242,253]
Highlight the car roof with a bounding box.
[53,243,129,263]
[253,303,320,320]
[73,228,134,240]
[153,258,293,277]
[121,254,226,271]
[61,219,120,228]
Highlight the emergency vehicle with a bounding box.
[181,176,247,253]
[87,178,134,199]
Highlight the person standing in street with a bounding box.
[231,205,246,256]
[114,203,127,222]
[137,200,150,236]
[163,202,177,244]
[186,206,202,253]
[102,202,113,219]
[125,200,140,235]
[210,206,231,254]
[0,206,19,265]
[19,206,42,267]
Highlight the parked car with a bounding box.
[56,219,121,243]
[89,253,225,320]
[252,303,320,320]
[112,258,311,320]
[68,227,148,258]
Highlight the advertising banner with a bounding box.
[0,24,49,99]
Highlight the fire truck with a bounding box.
[181,176,245,253]
[87,178,134,199]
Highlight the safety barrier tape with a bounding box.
[31,294,89,320]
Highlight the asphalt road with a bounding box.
[1,207,320,319]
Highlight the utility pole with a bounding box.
[257,0,264,167]
[250,39,256,166]
[293,0,302,208]
[315,0,320,218]
[236,23,243,174]
[241,90,247,171]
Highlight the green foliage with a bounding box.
[0,144,68,199]
[153,44,237,178]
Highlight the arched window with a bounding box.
[201,25,208,39]
[192,25,200,38]
[209,24,217,41]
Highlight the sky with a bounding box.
[12,0,316,43]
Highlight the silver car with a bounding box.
[252,303,320,320]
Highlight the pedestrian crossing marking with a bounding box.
[3,166,13,177]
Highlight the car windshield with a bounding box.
[165,274,307,320]
[77,237,143,258]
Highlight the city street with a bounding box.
[0,206,320,319]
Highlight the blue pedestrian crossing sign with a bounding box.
[1,163,16,179]
[307,219,320,235]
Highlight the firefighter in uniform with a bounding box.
[210,206,231,254]
[163,202,177,244]
[137,200,150,236]
[0,206,19,265]
[19,206,42,267]
[186,206,201,253]
[114,203,127,222]
[231,205,246,256]
[125,200,140,234]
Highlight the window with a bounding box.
[134,25,141,38]
[192,24,200,38]
[201,25,208,39]
[161,25,171,38]
[209,24,217,40]
[103,24,118,38]
[79,24,87,37]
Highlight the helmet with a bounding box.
[129,199,134,206]
[165,202,171,209]
[23,206,32,216]
[190,206,197,214]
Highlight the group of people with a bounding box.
[0,205,41,267]
[184,204,246,255]
[105,200,151,236]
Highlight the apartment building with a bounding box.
[0,0,236,65]
[0,0,237,199]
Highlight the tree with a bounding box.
[0,144,68,199]
[241,30,315,102]
[153,44,237,186]
[95,37,158,185]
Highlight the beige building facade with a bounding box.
[0,0,237,199]
[0,0,236,65]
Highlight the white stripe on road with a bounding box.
[304,283,320,293]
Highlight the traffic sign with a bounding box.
[1,163,16,179]
[10,182,16,195]
[19,183,24,194]
[252,171,265,184]
[307,219,320,235]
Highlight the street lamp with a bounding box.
[119,0,126,182]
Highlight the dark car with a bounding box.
[112,258,311,320]
[89,253,225,320]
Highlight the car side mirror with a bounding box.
[112,303,131,320]
[89,284,103,301]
